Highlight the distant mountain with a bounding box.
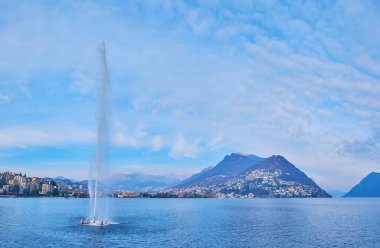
[55,176,76,181]
[106,173,181,192]
[42,176,77,185]
[54,176,78,185]
[54,173,180,192]
[175,153,331,198]
[328,190,346,198]
[344,172,380,197]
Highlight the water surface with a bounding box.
[0,198,379,247]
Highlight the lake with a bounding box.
[0,198,379,247]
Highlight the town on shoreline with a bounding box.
[0,171,330,199]
[0,171,216,199]
[0,171,87,198]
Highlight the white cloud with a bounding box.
[151,135,165,152]
[1,1,380,189]
[338,137,380,162]
[186,7,215,35]
[70,72,96,94]
[112,122,166,152]
[112,122,146,148]
[169,135,200,159]
[0,94,11,103]
[0,124,94,148]
[16,79,32,100]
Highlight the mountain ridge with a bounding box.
[344,172,380,197]
[178,153,263,188]
[54,173,181,192]
[175,153,331,198]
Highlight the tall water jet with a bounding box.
[81,41,110,226]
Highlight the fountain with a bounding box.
[80,41,111,227]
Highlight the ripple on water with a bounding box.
[1,198,380,248]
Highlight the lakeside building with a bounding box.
[0,171,88,197]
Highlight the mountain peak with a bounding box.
[55,176,69,180]
[344,172,380,197]
[176,153,330,198]
[225,153,260,161]
[268,155,286,160]
[368,172,380,177]
[230,152,256,157]
[177,153,264,188]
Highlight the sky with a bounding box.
[0,0,380,191]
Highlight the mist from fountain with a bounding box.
[84,41,111,226]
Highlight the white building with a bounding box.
[41,183,51,194]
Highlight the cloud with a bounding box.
[337,127,380,162]
[0,124,94,148]
[16,79,32,100]
[169,135,200,159]
[338,138,380,162]
[1,1,380,189]
[186,7,215,35]
[112,122,146,148]
[151,135,165,152]
[69,72,96,94]
[112,122,167,152]
[0,94,11,103]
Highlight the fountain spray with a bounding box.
[81,41,110,226]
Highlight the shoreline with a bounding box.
[0,195,337,199]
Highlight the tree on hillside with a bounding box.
[13,185,20,194]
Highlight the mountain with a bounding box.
[175,153,331,198]
[55,176,76,182]
[344,172,380,197]
[328,190,346,198]
[54,173,180,192]
[177,153,263,188]
[107,173,181,192]
[54,176,78,185]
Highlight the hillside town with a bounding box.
[176,169,330,198]
[219,169,326,198]
[0,172,89,197]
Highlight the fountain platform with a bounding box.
[80,218,110,227]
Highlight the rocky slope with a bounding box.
[175,153,331,198]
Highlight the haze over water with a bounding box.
[1,198,379,248]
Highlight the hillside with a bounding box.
[175,153,331,198]
[344,172,380,197]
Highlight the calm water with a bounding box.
[0,198,379,247]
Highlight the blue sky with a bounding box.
[0,0,380,191]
